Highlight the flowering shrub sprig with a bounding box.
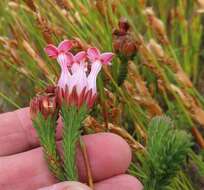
[30,39,114,181]
[30,89,65,181]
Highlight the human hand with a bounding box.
[0,108,143,190]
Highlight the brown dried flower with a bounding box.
[30,87,58,120]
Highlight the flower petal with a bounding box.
[87,60,102,95]
[87,47,100,62]
[44,44,58,59]
[66,52,74,66]
[71,64,88,95]
[58,40,73,53]
[57,70,70,90]
[100,52,114,65]
[74,51,86,62]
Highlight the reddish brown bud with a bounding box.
[118,17,130,32]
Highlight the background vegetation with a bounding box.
[1,0,204,189]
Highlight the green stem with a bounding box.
[117,55,129,86]
[61,104,87,181]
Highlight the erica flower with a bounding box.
[56,50,89,108]
[45,40,114,109]
[86,48,114,107]
[44,40,73,90]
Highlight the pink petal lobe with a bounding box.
[66,52,74,66]
[101,52,114,65]
[74,51,86,62]
[58,40,73,53]
[87,47,100,61]
[44,44,58,58]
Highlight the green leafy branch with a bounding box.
[33,113,65,181]
[131,116,192,190]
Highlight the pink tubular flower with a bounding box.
[45,41,114,109]
[57,51,89,108]
[86,48,114,107]
[68,51,87,94]
[44,40,73,90]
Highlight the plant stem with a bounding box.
[61,104,87,180]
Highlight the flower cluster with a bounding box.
[44,40,114,108]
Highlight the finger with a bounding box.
[94,174,143,190]
[38,175,143,190]
[38,181,91,190]
[0,133,132,190]
[0,107,62,156]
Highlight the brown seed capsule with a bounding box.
[112,17,140,58]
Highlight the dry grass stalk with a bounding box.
[124,81,163,117]
[76,1,89,16]
[104,88,122,125]
[107,123,145,151]
[170,84,204,126]
[127,62,163,116]
[74,12,82,25]
[144,7,169,45]
[134,122,147,143]
[0,38,24,66]
[139,45,166,84]
[24,0,37,12]
[191,127,204,148]
[196,0,204,13]
[54,0,70,10]
[84,116,104,133]
[22,40,50,76]
[138,36,204,131]
[147,39,192,88]
[8,2,35,14]
[96,0,107,17]
[72,37,91,50]
[36,14,53,44]
[84,116,145,151]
